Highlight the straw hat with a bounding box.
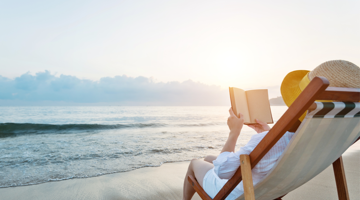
[281,60,360,120]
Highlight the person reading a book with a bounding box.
[182,60,360,200]
[182,110,294,200]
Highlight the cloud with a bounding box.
[0,71,230,106]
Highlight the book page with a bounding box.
[230,87,251,123]
[245,89,273,124]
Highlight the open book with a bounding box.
[229,87,273,124]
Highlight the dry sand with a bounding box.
[1,142,359,200]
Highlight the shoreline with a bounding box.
[1,142,359,200]
[0,161,188,189]
[0,161,202,200]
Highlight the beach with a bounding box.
[1,141,359,200]
[1,0,359,199]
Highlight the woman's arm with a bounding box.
[221,132,240,153]
[221,108,244,153]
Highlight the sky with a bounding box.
[0,0,359,105]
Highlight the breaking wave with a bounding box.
[0,123,164,138]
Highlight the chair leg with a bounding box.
[188,175,212,200]
[332,156,350,200]
[240,154,255,200]
[273,194,286,200]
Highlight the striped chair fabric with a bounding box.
[235,102,360,200]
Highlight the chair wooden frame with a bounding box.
[188,76,360,200]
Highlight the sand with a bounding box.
[1,142,359,200]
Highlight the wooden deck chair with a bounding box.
[188,76,360,200]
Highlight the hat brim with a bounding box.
[281,70,310,107]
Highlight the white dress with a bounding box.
[203,131,295,200]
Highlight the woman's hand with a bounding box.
[227,108,244,136]
[247,119,271,134]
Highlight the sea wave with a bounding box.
[0,121,223,138]
[178,122,224,127]
[0,123,164,138]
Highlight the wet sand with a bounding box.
[1,142,359,200]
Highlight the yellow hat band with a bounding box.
[299,72,310,91]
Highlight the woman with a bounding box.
[182,60,360,200]
[183,109,294,200]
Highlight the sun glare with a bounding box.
[212,50,255,88]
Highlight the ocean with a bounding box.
[0,106,287,188]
